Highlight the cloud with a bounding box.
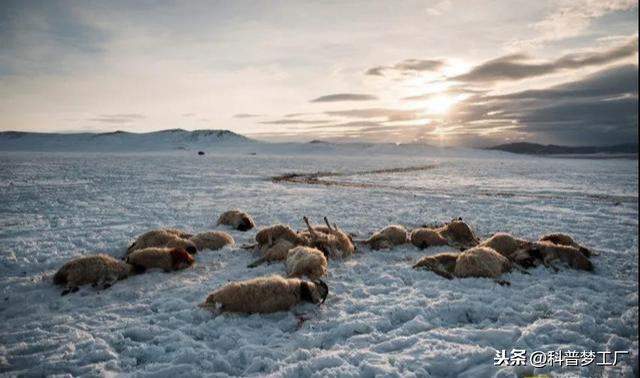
[487,64,638,101]
[0,0,108,76]
[325,108,423,122]
[233,113,262,118]
[402,88,486,101]
[89,114,145,124]
[310,93,378,102]
[448,64,638,145]
[259,119,332,125]
[453,37,637,82]
[526,0,637,45]
[365,59,446,76]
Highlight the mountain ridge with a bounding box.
[486,142,638,155]
[0,129,253,151]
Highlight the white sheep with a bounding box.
[125,247,195,272]
[199,275,329,314]
[126,230,197,256]
[189,231,234,251]
[217,210,256,231]
[362,225,408,250]
[303,216,355,259]
[53,254,133,295]
[413,246,514,285]
[247,239,296,268]
[286,246,328,280]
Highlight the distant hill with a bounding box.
[487,142,638,155]
[0,129,254,151]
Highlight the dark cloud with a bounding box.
[89,114,145,124]
[453,37,638,82]
[487,64,638,101]
[310,93,378,102]
[366,59,446,76]
[365,67,386,76]
[449,64,638,145]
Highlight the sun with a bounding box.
[427,95,457,114]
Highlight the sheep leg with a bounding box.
[421,266,454,280]
[303,216,319,238]
[247,257,267,268]
[512,264,531,275]
[328,244,338,259]
[494,279,511,286]
[323,217,333,231]
[543,259,560,273]
[61,286,79,296]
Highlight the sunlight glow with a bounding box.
[426,95,457,114]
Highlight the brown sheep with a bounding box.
[531,241,594,271]
[453,246,512,279]
[53,254,133,295]
[286,246,328,280]
[409,219,479,250]
[162,228,194,239]
[199,275,329,314]
[413,246,513,285]
[255,224,302,246]
[478,232,534,258]
[189,231,235,251]
[539,233,594,257]
[125,247,195,273]
[437,219,480,249]
[363,225,409,250]
[410,228,449,249]
[412,252,459,279]
[303,216,355,259]
[247,239,296,268]
[217,210,256,231]
[126,230,197,256]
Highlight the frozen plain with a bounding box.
[0,144,637,377]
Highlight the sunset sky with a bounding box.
[1,0,638,146]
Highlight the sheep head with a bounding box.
[170,248,195,270]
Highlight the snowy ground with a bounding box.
[0,146,637,377]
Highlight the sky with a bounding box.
[0,0,638,146]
